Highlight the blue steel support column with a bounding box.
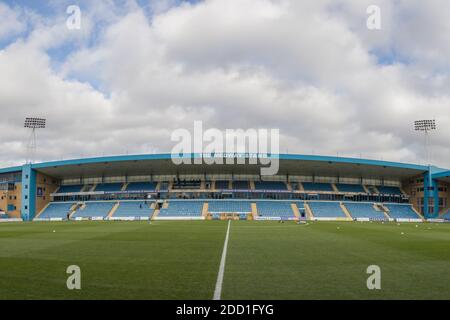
[21,164,36,221]
[423,171,430,218]
[432,178,440,218]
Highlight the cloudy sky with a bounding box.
[0,0,449,168]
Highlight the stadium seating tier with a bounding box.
[94,183,124,192]
[114,201,153,217]
[377,186,403,196]
[308,201,346,218]
[254,181,287,190]
[126,182,157,191]
[72,202,115,218]
[256,201,294,218]
[336,184,365,193]
[215,181,229,189]
[232,181,249,190]
[158,201,204,217]
[302,183,334,192]
[38,202,75,219]
[208,200,252,213]
[344,202,386,220]
[57,185,83,193]
[384,204,420,219]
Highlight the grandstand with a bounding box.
[0,153,448,222]
[0,152,449,302]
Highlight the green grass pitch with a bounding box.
[0,220,449,300]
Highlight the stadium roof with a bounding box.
[0,166,23,174]
[0,153,429,181]
[432,170,450,183]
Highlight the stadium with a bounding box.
[0,153,449,300]
[1,0,450,304]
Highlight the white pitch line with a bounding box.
[213,220,231,300]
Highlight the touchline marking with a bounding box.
[213,220,231,300]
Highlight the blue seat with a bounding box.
[38,202,75,219]
[215,181,229,189]
[208,201,252,213]
[159,182,169,191]
[172,180,201,189]
[385,204,419,219]
[308,201,346,218]
[294,201,305,210]
[256,201,294,217]
[95,183,123,192]
[336,184,365,193]
[344,202,385,219]
[442,210,450,220]
[159,201,204,217]
[302,183,333,192]
[232,181,249,190]
[377,186,403,195]
[126,182,157,191]
[254,181,287,190]
[73,202,115,218]
[114,201,153,217]
[57,185,83,193]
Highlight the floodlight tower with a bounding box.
[24,117,46,164]
[414,119,436,165]
[414,119,437,218]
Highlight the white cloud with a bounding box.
[0,3,27,40]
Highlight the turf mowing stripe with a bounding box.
[213,220,231,300]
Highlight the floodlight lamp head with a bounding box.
[414,119,436,132]
[24,117,46,129]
